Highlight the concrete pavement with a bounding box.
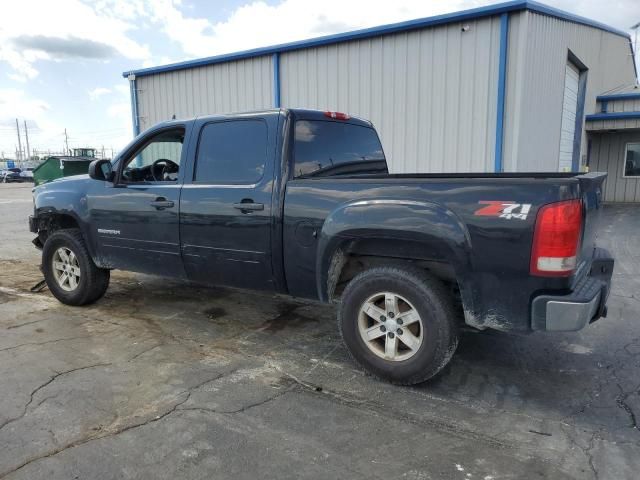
[0,183,638,479]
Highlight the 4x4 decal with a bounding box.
[475,201,532,220]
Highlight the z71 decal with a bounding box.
[474,201,532,220]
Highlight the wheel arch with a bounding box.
[316,199,473,305]
[32,183,99,262]
[32,210,98,263]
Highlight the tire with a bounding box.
[339,265,458,385]
[42,228,110,306]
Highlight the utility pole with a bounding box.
[23,120,31,161]
[15,118,23,162]
[64,128,69,155]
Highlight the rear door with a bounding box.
[179,115,278,291]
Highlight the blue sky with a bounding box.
[0,0,638,159]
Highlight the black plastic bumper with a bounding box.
[28,215,38,233]
[531,247,613,331]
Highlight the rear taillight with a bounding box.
[324,111,350,120]
[530,199,583,277]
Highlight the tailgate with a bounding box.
[577,172,607,266]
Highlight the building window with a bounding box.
[624,143,640,178]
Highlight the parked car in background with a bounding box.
[2,168,22,183]
[19,168,34,182]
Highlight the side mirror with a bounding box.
[88,159,114,182]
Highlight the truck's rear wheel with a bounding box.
[339,266,458,385]
[42,228,110,306]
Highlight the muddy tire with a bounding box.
[339,266,458,385]
[42,228,110,306]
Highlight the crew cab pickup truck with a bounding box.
[30,109,613,384]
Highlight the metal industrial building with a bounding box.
[123,0,639,202]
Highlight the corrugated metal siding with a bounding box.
[135,56,273,132]
[607,97,640,112]
[503,11,637,172]
[589,132,640,202]
[279,16,502,173]
[558,61,580,171]
[587,97,640,130]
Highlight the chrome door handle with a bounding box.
[233,201,264,212]
[150,198,174,210]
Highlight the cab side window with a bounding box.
[121,129,184,183]
[194,120,267,184]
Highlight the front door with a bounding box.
[88,127,187,277]
[179,117,276,290]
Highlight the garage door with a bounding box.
[558,62,580,171]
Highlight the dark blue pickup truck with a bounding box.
[30,108,613,384]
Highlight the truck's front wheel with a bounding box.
[339,266,458,385]
[42,228,110,306]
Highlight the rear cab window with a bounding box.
[293,120,387,178]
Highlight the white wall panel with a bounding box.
[588,97,640,130]
[589,132,640,202]
[503,12,637,172]
[135,56,273,132]
[279,16,502,173]
[132,8,637,184]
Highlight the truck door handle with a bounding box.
[233,200,264,212]
[150,198,175,210]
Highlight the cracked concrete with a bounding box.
[1,184,639,479]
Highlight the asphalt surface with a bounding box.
[0,182,638,479]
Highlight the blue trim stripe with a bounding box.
[586,112,640,121]
[596,92,640,102]
[630,39,639,80]
[494,13,509,173]
[272,53,281,108]
[524,1,630,39]
[128,76,140,136]
[122,1,631,79]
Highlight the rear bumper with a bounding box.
[531,247,613,331]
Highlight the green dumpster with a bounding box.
[33,156,94,186]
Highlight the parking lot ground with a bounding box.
[0,182,639,479]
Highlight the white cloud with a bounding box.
[0,0,150,81]
[107,102,131,121]
[0,88,66,156]
[1,0,638,156]
[89,87,112,100]
[0,89,51,124]
[142,55,179,68]
[142,0,640,63]
[144,0,487,59]
[114,84,130,95]
[0,87,133,157]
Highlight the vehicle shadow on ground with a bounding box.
[3,259,636,443]
[87,271,633,435]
